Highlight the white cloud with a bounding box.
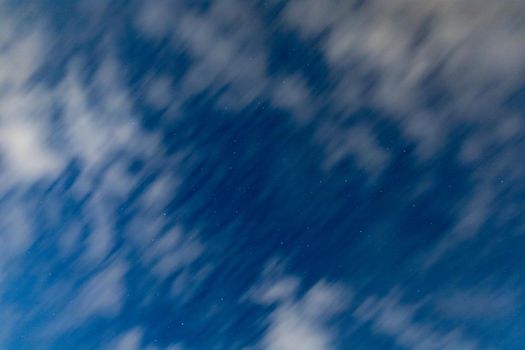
[56,60,149,170]
[43,260,128,337]
[120,166,208,292]
[270,76,315,123]
[114,328,144,350]
[281,0,525,160]
[259,281,350,350]
[248,262,352,350]
[143,74,177,110]
[68,260,127,320]
[249,276,301,305]
[0,201,33,257]
[285,0,525,104]
[320,122,390,177]
[151,235,203,279]
[0,25,65,182]
[79,161,139,265]
[300,281,349,320]
[133,0,401,179]
[58,220,85,257]
[109,327,185,350]
[134,0,319,120]
[424,120,525,266]
[134,0,177,40]
[263,304,336,350]
[435,286,518,320]
[275,0,525,266]
[140,172,181,214]
[170,264,213,301]
[132,0,525,198]
[0,121,63,180]
[0,22,49,88]
[354,289,479,350]
[133,223,206,286]
[82,216,114,265]
[423,187,493,268]
[0,3,211,347]
[0,1,522,349]
[0,196,34,291]
[173,8,269,110]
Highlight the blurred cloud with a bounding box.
[249,262,352,350]
[354,289,479,350]
[109,327,185,350]
[0,0,524,349]
[434,287,518,320]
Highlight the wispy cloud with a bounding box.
[109,326,184,350]
[354,289,480,350]
[248,260,352,350]
[0,4,211,347]
[1,0,524,348]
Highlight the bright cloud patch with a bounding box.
[0,0,524,349]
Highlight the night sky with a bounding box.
[1,1,525,349]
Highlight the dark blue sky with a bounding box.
[1,0,525,349]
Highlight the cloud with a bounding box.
[149,230,204,279]
[320,122,390,177]
[133,0,400,179]
[249,276,301,305]
[260,281,350,350]
[262,304,337,350]
[49,260,128,334]
[278,0,525,266]
[354,289,480,350]
[109,327,185,350]
[136,1,395,179]
[280,0,525,168]
[248,261,352,350]
[434,287,518,320]
[0,1,523,349]
[135,0,266,108]
[56,58,157,171]
[0,5,208,346]
[134,0,318,119]
[0,19,48,87]
[423,187,494,268]
[270,75,314,123]
[0,198,33,260]
[142,74,177,111]
[113,328,143,350]
[0,25,65,182]
[284,0,525,109]
[423,115,525,267]
[0,120,64,181]
[0,195,34,292]
[134,0,177,40]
